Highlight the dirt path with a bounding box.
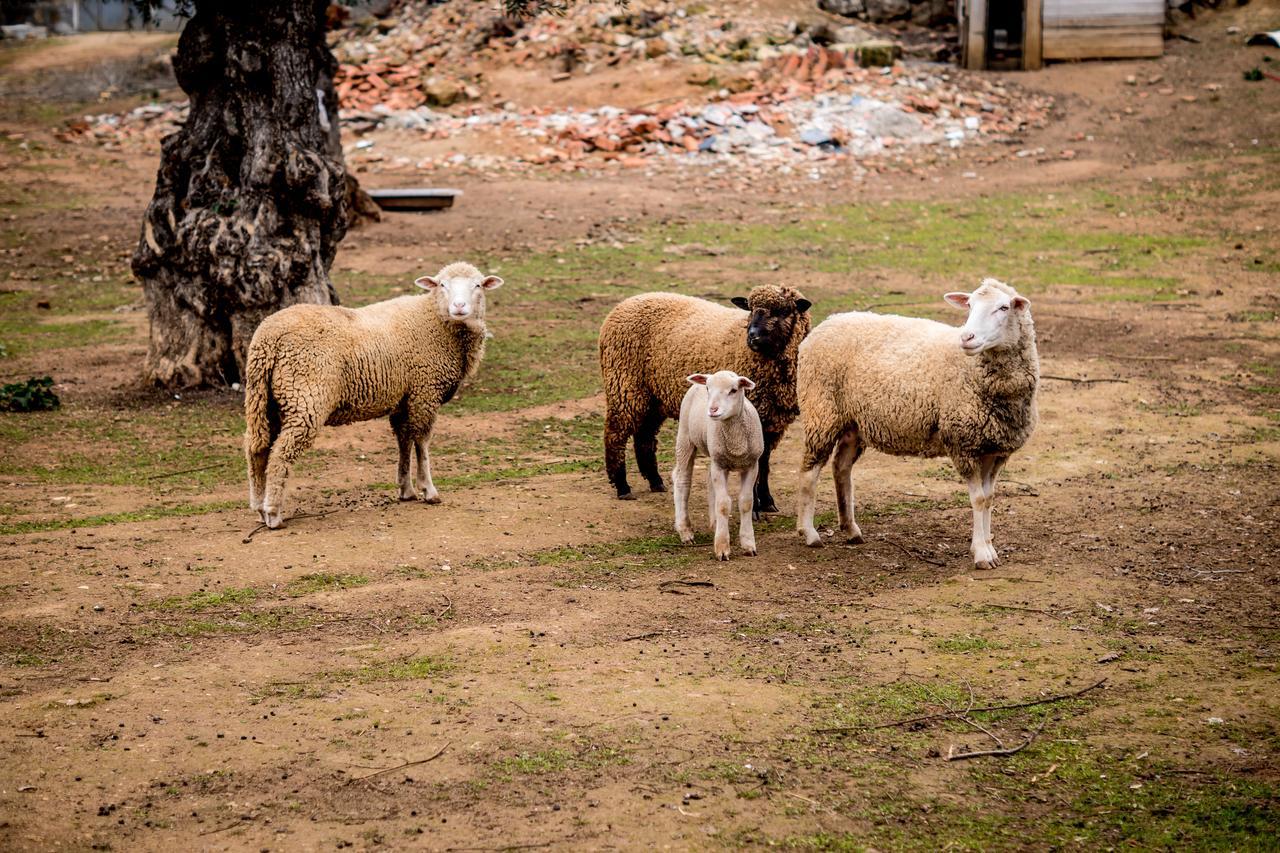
[1,5,1278,850]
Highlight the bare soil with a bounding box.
[0,3,1277,850]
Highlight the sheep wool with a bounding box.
[598,284,811,510]
[244,261,501,528]
[796,278,1038,569]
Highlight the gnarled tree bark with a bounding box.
[132,0,358,388]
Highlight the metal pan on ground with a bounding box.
[366,189,462,212]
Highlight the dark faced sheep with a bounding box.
[597,284,812,512]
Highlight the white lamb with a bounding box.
[672,370,765,561]
[795,278,1039,569]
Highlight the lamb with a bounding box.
[673,370,765,561]
[243,262,503,528]
[795,278,1039,569]
[597,285,812,513]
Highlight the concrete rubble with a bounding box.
[59,1,1054,178]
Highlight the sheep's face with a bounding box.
[688,371,756,422]
[945,280,1029,356]
[731,291,812,357]
[415,269,503,324]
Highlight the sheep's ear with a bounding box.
[414,276,441,291]
[737,376,756,391]
[686,374,709,386]
[943,292,970,309]
[794,298,812,314]
[480,275,504,290]
[1011,295,1029,311]
[730,297,750,310]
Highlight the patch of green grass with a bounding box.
[355,655,454,682]
[491,743,629,778]
[138,610,314,639]
[0,313,125,357]
[0,401,244,489]
[153,587,258,612]
[285,573,370,597]
[933,634,1004,654]
[0,500,240,535]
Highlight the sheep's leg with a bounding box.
[832,429,865,544]
[709,463,732,561]
[390,411,417,501]
[672,442,696,544]
[738,463,759,557]
[634,406,667,493]
[415,436,440,504]
[262,415,320,529]
[753,432,781,516]
[980,454,1007,563]
[604,406,637,500]
[797,417,840,547]
[247,444,270,521]
[706,466,716,530]
[957,456,996,569]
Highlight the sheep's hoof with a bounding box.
[742,548,757,557]
[617,491,636,501]
[265,513,284,530]
[801,531,823,547]
[648,481,667,493]
[398,493,417,502]
[755,500,779,514]
[717,552,729,562]
[974,560,994,570]
[422,494,441,505]
[845,534,865,545]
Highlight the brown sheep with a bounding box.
[597,284,812,513]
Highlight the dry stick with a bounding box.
[1041,375,1129,385]
[436,594,453,620]
[146,462,227,480]
[659,579,715,589]
[242,510,331,543]
[347,741,450,783]
[624,631,664,641]
[980,603,1059,617]
[946,716,1051,761]
[1105,354,1177,361]
[881,538,946,567]
[816,677,1108,735]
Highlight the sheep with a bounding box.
[795,278,1038,569]
[673,370,765,561]
[243,262,503,529]
[597,285,812,513]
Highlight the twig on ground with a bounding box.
[979,603,1059,617]
[436,594,453,620]
[1041,375,1129,385]
[1105,354,1177,361]
[347,742,449,782]
[199,819,248,836]
[146,462,227,480]
[946,716,1051,761]
[242,510,331,543]
[659,579,715,594]
[815,677,1108,735]
[623,631,664,641]
[882,538,946,567]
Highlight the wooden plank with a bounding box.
[1043,26,1164,59]
[965,0,988,70]
[1043,0,1163,19]
[1024,0,1043,71]
[1045,13,1164,27]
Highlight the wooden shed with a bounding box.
[959,0,1166,71]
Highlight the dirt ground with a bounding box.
[0,3,1278,851]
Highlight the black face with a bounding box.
[732,296,812,356]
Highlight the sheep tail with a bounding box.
[242,347,274,455]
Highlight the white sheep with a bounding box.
[243,262,503,528]
[673,370,765,561]
[795,278,1039,569]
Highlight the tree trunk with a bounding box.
[132,0,352,388]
